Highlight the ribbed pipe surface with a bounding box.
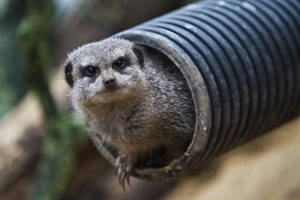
[90,0,300,181]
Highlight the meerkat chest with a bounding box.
[85,104,136,137]
[95,111,127,135]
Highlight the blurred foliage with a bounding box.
[0,0,28,117]
[17,0,86,199]
[18,0,56,118]
[30,115,86,200]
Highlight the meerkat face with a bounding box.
[64,38,145,105]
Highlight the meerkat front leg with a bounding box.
[116,154,134,189]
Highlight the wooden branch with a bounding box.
[0,93,44,190]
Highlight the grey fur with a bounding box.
[64,38,195,187]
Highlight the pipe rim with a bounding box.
[89,30,211,181]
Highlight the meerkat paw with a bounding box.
[116,156,133,190]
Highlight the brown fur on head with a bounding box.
[64,38,145,106]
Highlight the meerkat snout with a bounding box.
[100,68,118,89]
[103,77,116,87]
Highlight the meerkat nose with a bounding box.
[103,78,116,87]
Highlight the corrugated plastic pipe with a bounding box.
[90,0,300,181]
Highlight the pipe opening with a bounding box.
[90,31,211,180]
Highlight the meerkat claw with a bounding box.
[116,156,132,190]
[119,168,130,190]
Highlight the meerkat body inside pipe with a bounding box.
[64,38,195,188]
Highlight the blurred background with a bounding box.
[0,0,299,200]
[0,0,192,199]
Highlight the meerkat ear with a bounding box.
[64,62,74,87]
[133,45,144,68]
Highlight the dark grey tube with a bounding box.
[90,0,300,181]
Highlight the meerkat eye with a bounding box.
[83,65,99,77]
[113,57,129,69]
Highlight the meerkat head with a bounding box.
[64,38,145,106]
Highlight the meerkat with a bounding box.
[64,38,195,188]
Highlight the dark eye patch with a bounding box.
[65,62,74,87]
[113,57,129,70]
[82,65,100,77]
